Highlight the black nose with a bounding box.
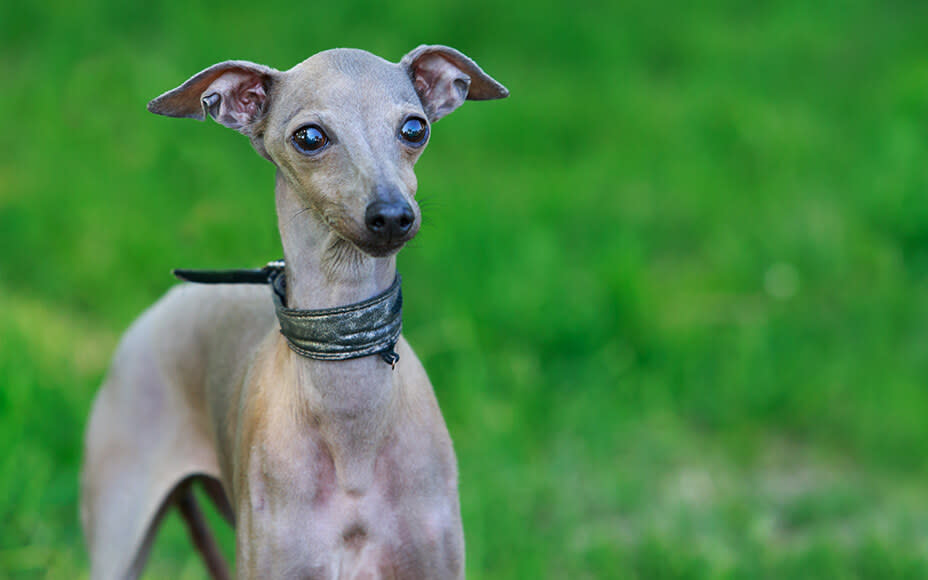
[365,201,415,239]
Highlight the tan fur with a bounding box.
[80,46,507,579]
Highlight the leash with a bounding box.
[173,261,401,367]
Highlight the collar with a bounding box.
[173,261,401,366]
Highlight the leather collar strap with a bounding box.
[173,261,401,366]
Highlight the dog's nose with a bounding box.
[365,201,415,239]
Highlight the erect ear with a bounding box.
[147,60,278,132]
[400,45,509,123]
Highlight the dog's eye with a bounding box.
[399,117,428,146]
[291,125,329,155]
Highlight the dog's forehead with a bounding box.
[276,49,420,115]
[290,48,394,78]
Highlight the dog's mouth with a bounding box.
[352,223,420,257]
[319,200,420,258]
[325,217,419,258]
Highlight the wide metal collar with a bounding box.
[174,261,401,365]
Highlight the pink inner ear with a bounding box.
[235,80,267,120]
[412,55,470,121]
[413,75,431,100]
[205,72,269,130]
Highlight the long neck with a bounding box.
[275,173,396,310]
[274,171,397,492]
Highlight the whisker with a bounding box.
[289,206,314,224]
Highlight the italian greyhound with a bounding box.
[80,45,508,579]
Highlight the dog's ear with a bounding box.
[147,60,278,132]
[400,45,509,122]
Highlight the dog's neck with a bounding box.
[274,173,396,311]
[274,171,397,492]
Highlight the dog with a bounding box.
[80,45,508,579]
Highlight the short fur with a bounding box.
[80,46,508,579]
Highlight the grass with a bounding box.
[2,0,928,577]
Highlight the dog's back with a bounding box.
[81,284,273,578]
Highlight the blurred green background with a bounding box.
[3,0,928,577]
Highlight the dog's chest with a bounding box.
[240,425,463,578]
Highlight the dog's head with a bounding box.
[148,46,508,257]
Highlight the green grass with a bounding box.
[3,0,928,577]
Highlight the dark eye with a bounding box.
[399,117,428,146]
[291,125,329,155]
